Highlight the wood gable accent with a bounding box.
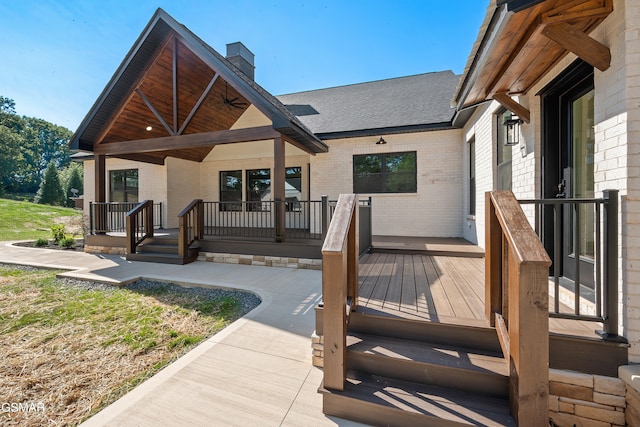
[455,0,613,110]
[69,8,327,164]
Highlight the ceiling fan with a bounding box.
[221,82,248,109]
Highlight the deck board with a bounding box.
[358,252,602,340]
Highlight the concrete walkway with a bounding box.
[0,242,365,426]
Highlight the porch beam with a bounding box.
[493,93,531,124]
[541,22,611,71]
[94,126,280,156]
[273,136,286,242]
[112,153,166,165]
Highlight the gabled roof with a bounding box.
[277,71,459,139]
[69,8,326,160]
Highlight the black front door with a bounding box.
[541,60,595,289]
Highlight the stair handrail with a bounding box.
[322,194,359,391]
[486,191,551,426]
[178,199,204,259]
[126,200,154,255]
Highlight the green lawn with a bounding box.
[0,198,82,241]
[0,266,252,426]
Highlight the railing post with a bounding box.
[602,189,620,339]
[347,203,359,310]
[485,192,502,327]
[145,200,154,238]
[321,195,329,240]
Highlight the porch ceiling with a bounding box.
[95,34,256,163]
[454,0,612,113]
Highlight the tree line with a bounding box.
[0,96,82,207]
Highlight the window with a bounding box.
[109,169,138,202]
[246,168,271,211]
[285,167,302,211]
[353,151,417,193]
[220,170,242,211]
[469,139,475,216]
[496,110,513,191]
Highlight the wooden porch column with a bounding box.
[274,136,286,242]
[95,154,106,203]
[94,154,107,234]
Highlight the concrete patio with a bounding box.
[0,242,365,426]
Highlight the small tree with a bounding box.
[35,161,64,206]
[63,164,83,207]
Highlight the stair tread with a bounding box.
[347,332,507,377]
[322,373,515,426]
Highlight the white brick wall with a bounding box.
[311,130,463,237]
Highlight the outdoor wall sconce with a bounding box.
[375,137,387,145]
[503,113,523,146]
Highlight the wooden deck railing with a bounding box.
[178,199,204,259]
[486,191,551,426]
[126,200,154,255]
[322,194,359,391]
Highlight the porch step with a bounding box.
[320,373,514,427]
[349,310,502,354]
[127,238,200,265]
[347,332,508,398]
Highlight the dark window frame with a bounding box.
[109,169,138,203]
[352,151,417,194]
[246,168,271,211]
[469,139,476,216]
[219,170,242,212]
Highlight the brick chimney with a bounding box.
[226,42,255,80]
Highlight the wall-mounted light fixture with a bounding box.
[503,113,523,146]
[375,137,387,145]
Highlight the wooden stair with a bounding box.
[126,237,200,265]
[320,312,515,426]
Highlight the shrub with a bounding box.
[35,238,49,247]
[59,237,76,249]
[51,224,66,244]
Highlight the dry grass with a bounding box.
[0,266,251,426]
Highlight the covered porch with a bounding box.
[69,10,336,262]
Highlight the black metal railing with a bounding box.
[89,202,162,234]
[202,199,327,240]
[519,190,621,339]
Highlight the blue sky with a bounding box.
[0,1,488,131]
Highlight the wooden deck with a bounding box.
[357,251,603,339]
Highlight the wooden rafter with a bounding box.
[542,0,612,25]
[493,93,531,124]
[135,89,175,135]
[541,21,611,71]
[177,73,219,135]
[94,126,281,156]
[172,37,179,134]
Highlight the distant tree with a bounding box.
[60,163,83,207]
[0,125,20,196]
[0,96,16,114]
[0,96,73,195]
[35,161,65,206]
